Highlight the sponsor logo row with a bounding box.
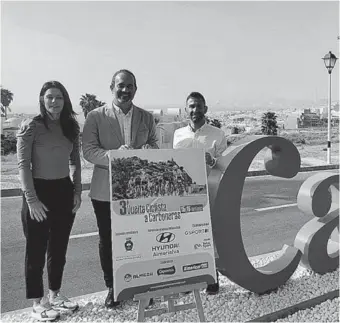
[116,222,210,238]
[156,230,209,242]
[123,262,209,282]
[121,237,211,263]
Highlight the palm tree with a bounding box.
[261,112,278,135]
[79,93,105,119]
[1,87,14,119]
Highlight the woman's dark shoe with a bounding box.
[105,288,120,308]
[206,271,220,295]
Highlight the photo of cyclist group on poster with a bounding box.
[110,155,207,201]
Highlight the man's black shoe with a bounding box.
[105,288,120,308]
[206,271,220,295]
[148,298,154,307]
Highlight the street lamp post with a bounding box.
[322,51,338,164]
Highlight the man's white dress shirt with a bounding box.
[173,122,228,167]
[113,103,134,146]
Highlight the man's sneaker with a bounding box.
[50,294,79,312]
[32,302,60,321]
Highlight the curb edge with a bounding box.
[246,164,339,177]
[246,289,339,322]
[1,165,339,197]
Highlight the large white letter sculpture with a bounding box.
[210,135,339,294]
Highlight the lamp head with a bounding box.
[322,51,338,74]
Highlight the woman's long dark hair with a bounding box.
[34,81,79,143]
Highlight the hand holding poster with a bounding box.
[109,148,217,301]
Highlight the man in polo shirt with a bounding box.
[173,91,228,295]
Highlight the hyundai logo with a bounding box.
[156,232,175,243]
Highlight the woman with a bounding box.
[17,81,82,321]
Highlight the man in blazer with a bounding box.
[82,69,158,308]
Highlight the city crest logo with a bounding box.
[124,238,133,251]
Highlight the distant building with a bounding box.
[147,107,184,125]
[318,103,340,120]
[146,109,163,119]
[284,116,299,129]
[2,117,25,137]
[156,121,188,148]
[318,107,328,119]
[297,109,324,128]
[162,108,182,122]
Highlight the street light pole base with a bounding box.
[327,146,331,165]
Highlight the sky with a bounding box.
[1,0,339,118]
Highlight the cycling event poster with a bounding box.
[109,148,217,301]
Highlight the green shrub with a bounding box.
[1,135,17,155]
[231,126,239,134]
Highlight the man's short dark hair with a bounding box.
[110,69,137,90]
[186,92,206,106]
